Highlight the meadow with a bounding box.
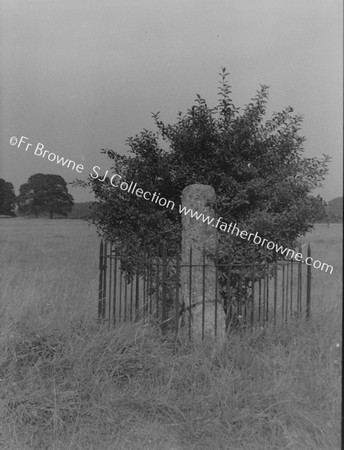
[0,218,341,449]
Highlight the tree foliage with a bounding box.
[17,174,74,219]
[0,179,16,216]
[86,69,329,262]
[82,69,330,317]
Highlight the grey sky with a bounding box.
[1,0,342,202]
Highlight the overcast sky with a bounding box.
[0,0,342,202]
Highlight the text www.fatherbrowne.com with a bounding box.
[9,135,333,274]
[179,205,334,274]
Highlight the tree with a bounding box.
[85,69,329,262]
[17,174,74,219]
[79,69,330,320]
[0,179,16,216]
[326,197,343,223]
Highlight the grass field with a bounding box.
[0,219,341,449]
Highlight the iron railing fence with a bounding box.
[98,240,312,338]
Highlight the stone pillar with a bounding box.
[180,184,225,339]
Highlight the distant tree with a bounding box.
[68,202,94,219]
[0,179,16,216]
[17,174,74,219]
[327,197,343,223]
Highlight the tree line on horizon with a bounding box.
[0,71,341,229]
[0,173,340,222]
[0,173,74,219]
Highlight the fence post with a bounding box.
[175,245,180,338]
[290,258,294,317]
[265,248,269,323]
[188,247,192,340]
[98,239,105,321]
[161,244,168,335]
[119,246,123,321]
[108,245,113,326]
[227,264,232,331]
[135,262,140,321]
[113,246,118,325]
[297,244,302,319]
[250,248,255,328]
[214,247,219,337]
[156,242,160,320]
[103,241,108,320]
[274,251,277,326]
[202,247,206,340]
[306,244,311,320]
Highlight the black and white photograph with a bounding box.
[0,1,342,448]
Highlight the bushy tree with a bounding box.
[17,174,74,219]
[81,69,330,320]
[86,69,329,260]
[0,179,16,216]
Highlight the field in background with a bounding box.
[0,218,99,326]
[0,219,342,449]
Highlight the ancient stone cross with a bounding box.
[180,184,225,339]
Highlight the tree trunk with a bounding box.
[50,210,53,219]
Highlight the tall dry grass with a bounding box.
[0,219,341,449]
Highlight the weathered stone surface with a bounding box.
[180,184,225,339]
